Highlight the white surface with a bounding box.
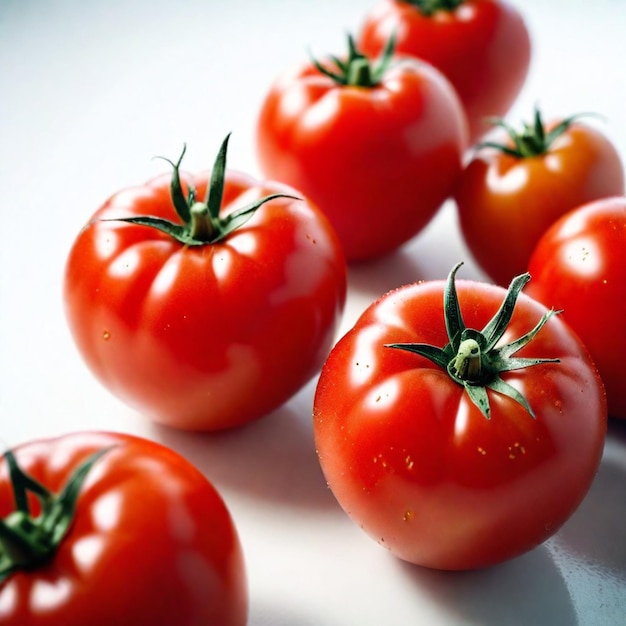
[1,1,625,624]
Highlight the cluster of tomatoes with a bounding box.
[2,1,624,624]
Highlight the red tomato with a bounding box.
[313,264,606,570]
[0,431,247,626]
[526,197,626,419]
[358,0,531,143]
[64,136,346,431]
[454,112,625,286]
[256,36,467,262]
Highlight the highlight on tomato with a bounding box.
[358,0,531,143]
[454,108,625,286]
[313,263,607,570]
[64,134,347,431]
[526,196,626,419]
[0,431,247,626]
[256,34,467,262]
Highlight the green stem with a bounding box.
[401,0,464,16]
[386,263,560,419]
[478,108,602,158]
[189,202,216,241]
[312,33,396,88]
[0,447,111,584]
[102,134,300,246]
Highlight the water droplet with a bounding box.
[477,447,487,456]
[102,330,111,341]
[403,510,414,522]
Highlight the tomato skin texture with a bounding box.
[313,279,606,570]
[64,170,346,431]
[0,431,247,626]
[256,55,467,262]
[526,197,626,419]
[358,0,531,143]
[454,121,625,286]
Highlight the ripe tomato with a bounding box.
[256,35,467,262]
[526,197,626,419]
[0,431,247,626]
[313,263,606,570]
[64,135,346,431]
[358,0,531,143]
[454,110,625,286]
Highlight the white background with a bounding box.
[1,1,625,624]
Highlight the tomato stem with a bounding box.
[189,202,216,241]
[99,134,300,246]
[386,262,560,419]
[400,0,464,16]
[0,447,111,583]
[311,33,396,88]
[477,108,602,158]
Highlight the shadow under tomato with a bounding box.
[347,240,487,306]
[397,546,579,626]
[247,599,336,626]
[548,423,626,576]
[149,378,337,512]
[347,247,429,303]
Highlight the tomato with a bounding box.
[313,263,606,570]
[64,135,346,431]
[454,110,625,286]
[358,0,531,143]
[256,35,467,262]
[526,196,626,420]
[0,431,247,626]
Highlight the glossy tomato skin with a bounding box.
[313,279,606,570]
[64,170,346,431]
[358,0,531,143]
[0,431,247,626]
[527,197,626,419]
[455,121,625,286]
[256,55,467,262]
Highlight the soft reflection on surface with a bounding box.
[72,535,106,574]
[278,83,307,119]
[453,399,470,442]
[366,378,400,411]
[151,254,179,295]
[350,326,385,386]
[91,491,123,531]
[562,237,602,277]
[555,205,588,238]
[108,246,141,278]
[31,579,72,613]
[543,152,564,172]
[94,229,118,260]
[0,583,16,615]
[487,162,529,194]
[229,231,258,256]
[303,92,340,130]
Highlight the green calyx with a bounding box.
[104,134,299,246]
[311,33,396,88]
[479,107,599,158]
[400,0,464,16]
[386,262,560,419]
[0,447,111,583]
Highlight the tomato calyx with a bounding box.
[400,0,464,16]
[311,33,396,88]
[386,262,560,419]
[478,108,598,158]
[0,447,110,583]
[104,134,299,245]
